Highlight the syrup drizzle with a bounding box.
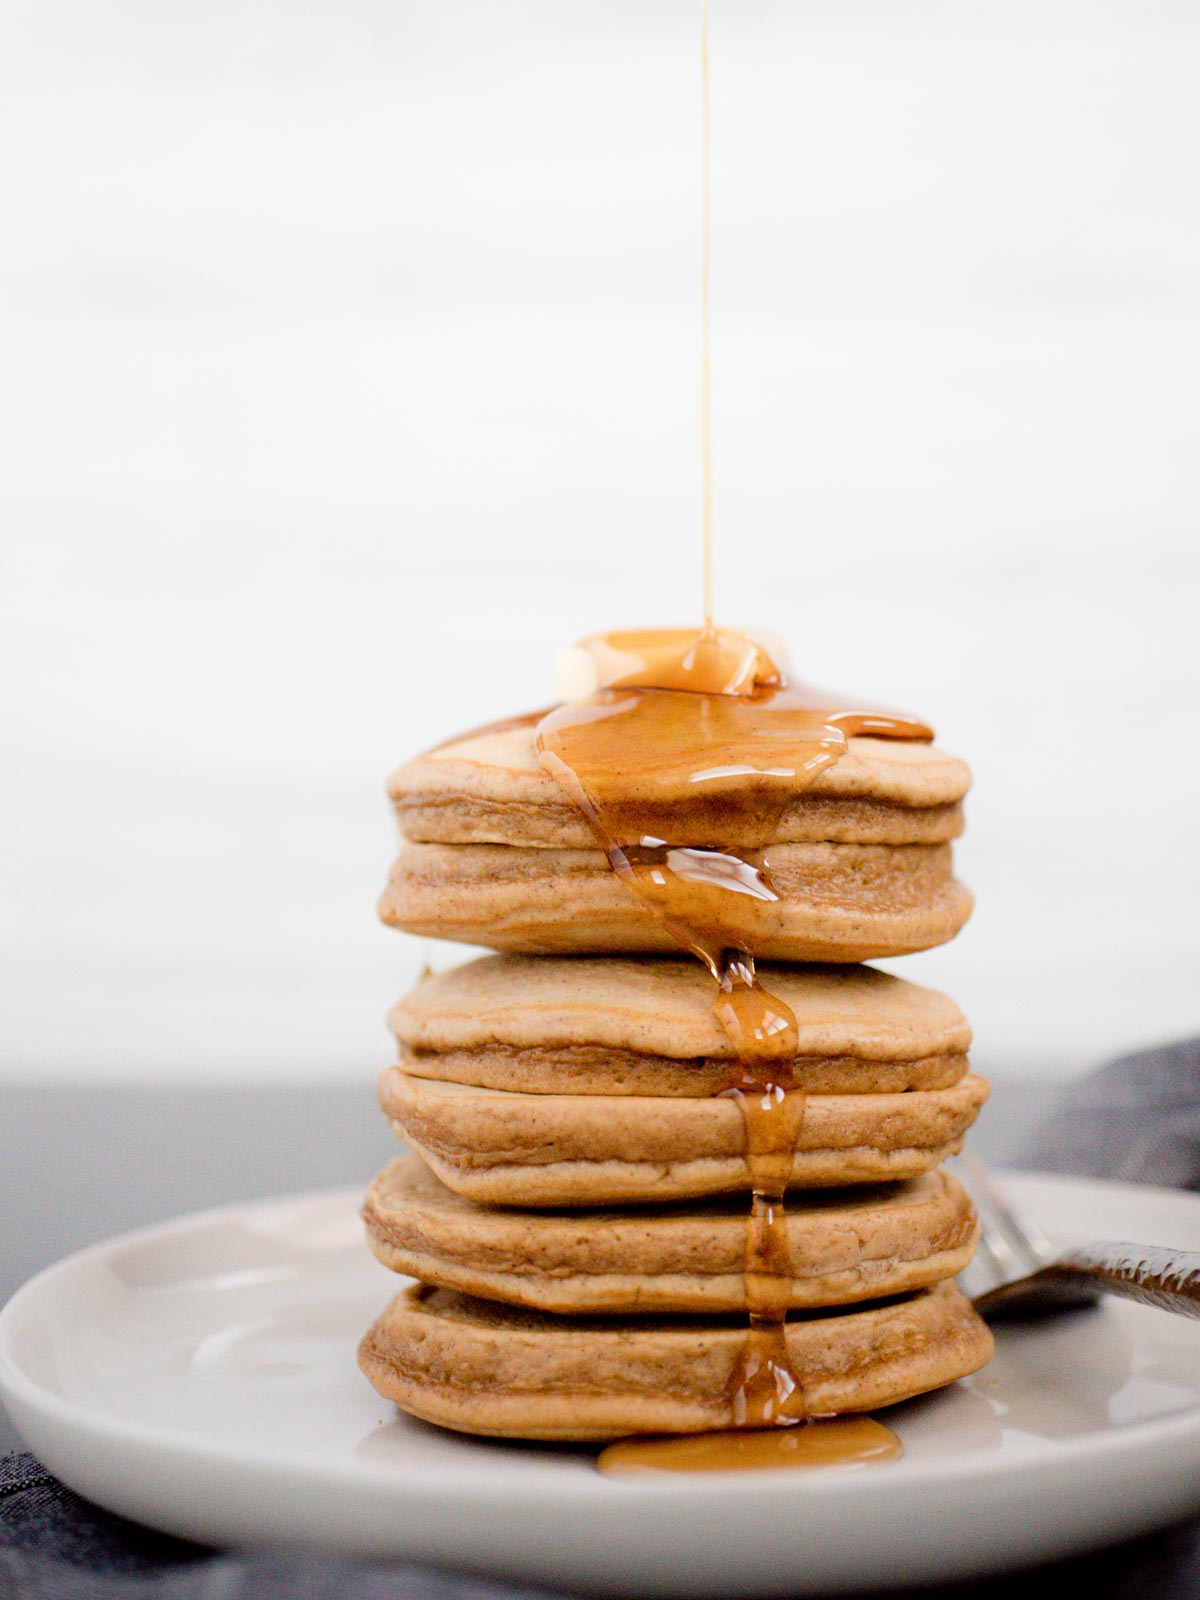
[535,627,934,1435]
[715,949,806,1426]
[701,0,714,625]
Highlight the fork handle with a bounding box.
[1043,1241,1200,1319]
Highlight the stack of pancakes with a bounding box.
[359,719,993,1440]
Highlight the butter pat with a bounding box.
[556,627,787,703]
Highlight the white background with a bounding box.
[2,0,1197,1084]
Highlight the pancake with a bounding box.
[390,955,971,1096]
[379,839,972,961]
[363,1156,979,1313]
[389,725,970,848]
[378,1068,989,1206]
[357,1280,994,1440]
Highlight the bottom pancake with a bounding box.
[363,1156,979,1314]
[358,1281,993,1441]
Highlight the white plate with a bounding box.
[4,1173,1200,1596]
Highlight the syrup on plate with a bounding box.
[597,1416,904,1477]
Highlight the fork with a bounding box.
[951,1148,1200,1322]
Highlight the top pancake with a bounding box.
[389,724,970,849]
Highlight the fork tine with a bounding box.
[975,1215,1019,1278]
[954,1148,1052,1273]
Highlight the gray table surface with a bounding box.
[0,1077,1059,1461]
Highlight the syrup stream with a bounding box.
[701,0,714,626]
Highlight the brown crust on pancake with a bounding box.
[400,1043,968,1096]
[379,841,973,961]
[357,1280,994,1439]
[388,955,971,1094]
[378,1068,990,1206]
[388,727,971,850]
[395,791,964,849]
[362,1156,979,1313]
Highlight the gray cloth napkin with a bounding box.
[5,1036,1200,1599]
[0,1453,552,1599]
[1016,1036,1200,1188]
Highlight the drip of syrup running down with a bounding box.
[535,628,933,1458]
[714,949,805,1426]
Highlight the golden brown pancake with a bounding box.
[378,1067,989,1206]
[390,955,971,1097]
[389,725,970,848]
[363,1156,979,1314]
[379,839,972,961]
[380,720,973,962]
[358,1280,994,1440]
